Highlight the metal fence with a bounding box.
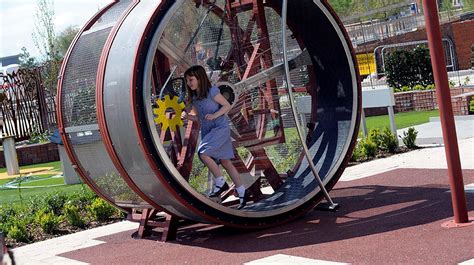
[0,67,56,141]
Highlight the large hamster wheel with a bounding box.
[58,0,361,228]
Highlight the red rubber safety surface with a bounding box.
[61,168,474,264]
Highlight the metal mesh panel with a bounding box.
[61,28,109,127]
[60,3,145,207]
[74,142,146,206]
[89,0,133,30]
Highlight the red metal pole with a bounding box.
[422,0,468,224]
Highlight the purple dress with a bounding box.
[193,86,234,160]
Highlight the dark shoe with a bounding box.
[209,182,229,197]
[237,191,249,210]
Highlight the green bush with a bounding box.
[1,186,124,245]
[68,185,98,207]
[35,210,61,234]
[367,128,382,147]
[469,99,474,114]
[425,84,435,90]
[400,127,418,149]
[351,140,364,162]
[8,220,30,243]
[64,203,86,228]
[27,126,50,144]
[385,45,434,89]
[89,198,116,222]
[95,172,143,202]
[449,80,456,88]
[71,86,97,126]
[44,192,68,215]
[413,84,425,91]
[359,137,378,159]
[379,128,399,153]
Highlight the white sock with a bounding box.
[236,185,245,199]
[213,176,225,192]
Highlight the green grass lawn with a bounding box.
[0,161,61,174]
[362,109,439,134]
[0,160,70,205]
[20,176,65,187]
[0,184,85,205]
[0,178,13,186]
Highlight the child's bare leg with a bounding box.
[200,154,222,177]
[221,159,247,208]
[220,159,242,187]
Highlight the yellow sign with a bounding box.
[356,53,376,76]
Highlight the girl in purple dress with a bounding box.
[182,65,247,209]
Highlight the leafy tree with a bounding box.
[18,47,38,68]
[54,25,80,58]
[462,0,474,10]
[411,45,434,86]
[385,45,434,89]
[328,0,366,17]
[32,0,59,62]
[32,0,61,94]
[328,0,353,16]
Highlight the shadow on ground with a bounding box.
[61,169,474,264]
[164,183,473,253]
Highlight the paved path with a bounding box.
[397,115,474,145]
[9,129,474,264]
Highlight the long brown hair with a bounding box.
[184,65,212,102]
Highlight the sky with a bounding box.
[0,0,114,58]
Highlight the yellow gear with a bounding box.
[153,95,185,132]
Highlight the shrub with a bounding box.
[385,45,434,89]
[359,137,378,158]
[68,185,98,208]
[469,99,474,114]
[64,203,86,228]
[412,46,434,86]
[71,86,97,126]
[425,84,435,90]
[400,127,418,149]
[449,80,456,88]
[379,128,399,153]
[95,172,142,202]
[351,140,364,162]
[413,84,424,91]
[8,221,30,243]
[464,76,471,86]
[367,128,382,147]
[27,126,50,144]
[89,198,116,222]
[35,210,61,234]
[44,192,68,215]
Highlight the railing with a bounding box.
[345,9,474,46]
[346,14,426,45]
[0,67,56,141]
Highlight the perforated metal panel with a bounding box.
[59,1,146,209]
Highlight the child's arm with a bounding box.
[182,105,199,122]
[205,93,231,120]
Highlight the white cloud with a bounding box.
[0,0,113,58]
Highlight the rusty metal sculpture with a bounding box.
[1,68,54,140]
